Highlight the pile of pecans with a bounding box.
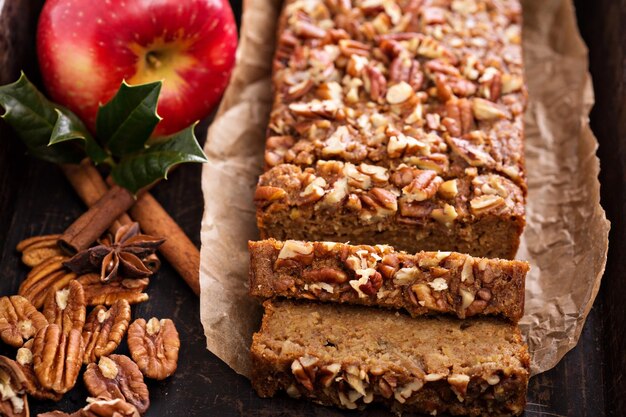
[0,228,180,416]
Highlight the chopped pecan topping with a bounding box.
[470,195,506,214]
[84,355,150,414]
[276,240,314,267]
[430,204,458,227]
[0,295,47,348]
[447,136,495,167]
[291,355,318,391]
[265,136,296,167]
[43,280,86,336]
[471,98,511,120]
[378,254,400,280]
[16,234,64,268]
[438,179,458,199]
[398,200,433,219]
[386,81,413,104]
[339,39,370,56]
[293,20,326,39]
[317,363,342,388]
[368,188,398,212]
[479,67,502,101]
[355,270,383,296]
[128,318,180,380]
[285,78,314,101]
[443,98,474,137]
[389,57,423,90]
[289,100,338,119]
[402,170,442,202]
[83,300,131,364]
[448,373,471,402]
[254,186,287,202]
[302,268,348,284]
[365,65,386,102]
[32,324,84,394]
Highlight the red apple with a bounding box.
[37,0,237,136]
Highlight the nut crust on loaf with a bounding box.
[257,0,527,259]
[249,239,528,321]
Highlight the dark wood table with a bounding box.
[0,0,623,416]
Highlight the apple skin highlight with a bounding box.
[37,0,238,136]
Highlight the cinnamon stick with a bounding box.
[130,194,201,295]
[58,184,136,254]
[61,161,132,232]
[60,162,201,295]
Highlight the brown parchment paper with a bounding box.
[199,0,610,378]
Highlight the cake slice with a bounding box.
[249,239,528,321]
[255,162,526,259]
[251,299,530,416]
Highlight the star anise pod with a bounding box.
[64,223,165,283]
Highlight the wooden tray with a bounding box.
[0,0,621,415]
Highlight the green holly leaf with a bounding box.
[96,80,162,157]
[111,124,208,194]
[50,108,109,165]
[0,72,83,164]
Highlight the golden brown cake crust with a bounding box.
[251,300,530,416]
[249,239,528,321]
[256,0,527,259]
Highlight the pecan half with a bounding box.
[43,280,86,336]
[32,324,84,394]
[128,318,180,380]
[16,234,64,268]
[84,355,150,414]
[0,356,28,417]
[18,256,76,309]
[0,295,47,348]
[77,274,149,306]
[14,340,62,401]
[83,300,131,364]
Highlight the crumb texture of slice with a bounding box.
[249,239,528,321]
[251,300,529,416]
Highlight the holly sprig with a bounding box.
[0,73,208,194]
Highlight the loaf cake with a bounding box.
[255,0,527,259]
[249,239,528,321]
[251,299,530,416]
